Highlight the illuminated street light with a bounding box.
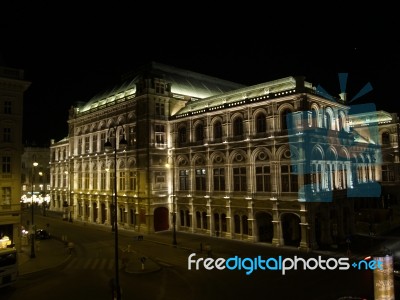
[104,124,127,300]
[30,162,38,258]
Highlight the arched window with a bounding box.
[233,117,243,136]
[196,211,201,228]
[185,210,191,227]
[221,214,227,232]
[195,124,204,142]
[256,113,266,133]
[311,109,318,128]
[178,126,186,147]
[281,109,291,130]
[325,112,332,130]
[234,215,240,233]
[202,211,208,229]
[242,215,249,234]
[382,132,390,145]
[214,121,222,139]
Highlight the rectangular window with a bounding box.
[63,172,67,187]
[233,167,246,191]
[101,172,106,190]
[256,166,271,192]
[155,172,165,183]
[2,156,11,173]
[213,168,225,191]
[84,170,89,189]
[119,171,126,191]
[281,165,298,192]
[382,165,395,182]
[3,128,11,142]
[129,171,137,191]
[195,168,206,191]
[100,132,106,152]
[179,169,189,191]
[110,170,115,191]
[93,171,98,190]
[155,102,165,115]
[4,101,11,114]
[1,187,11,205]
[92,135,98,153]
[155,83,165,94]
[85,136,90,153]
[78,138,82,155]
[290,165,298,192]
[155,124,165,148]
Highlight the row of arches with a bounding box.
[175,104,348,146]
[154,206,303,247]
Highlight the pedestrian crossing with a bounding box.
[66,257,118,270]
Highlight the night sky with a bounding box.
[1,4,399,147]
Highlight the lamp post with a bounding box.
[166,151,177,246]
[30,162,38,258]
[104,124,127,300]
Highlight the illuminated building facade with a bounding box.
[49,62,399,250]
[0,66,30,251]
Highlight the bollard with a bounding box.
[67,242,74,254]
[140,257,146,270]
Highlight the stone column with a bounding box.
[271,197,283,246]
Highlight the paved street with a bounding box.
[5,209,399,299]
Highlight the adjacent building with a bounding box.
[49,62,399,250]
[21,146,51,212]
[0,66,31,251]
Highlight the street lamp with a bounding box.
[30,162,38,258]
[166,151,177,246]
[104,124,127,300]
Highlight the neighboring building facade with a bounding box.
[21,146,51,210]
[0,66,31,251]
[349,110,400,233]
[48,62,398,250]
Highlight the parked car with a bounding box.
[35,229,51,240]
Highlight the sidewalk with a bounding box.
[18,237,71,277]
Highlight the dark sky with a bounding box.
[1,4,399,146]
